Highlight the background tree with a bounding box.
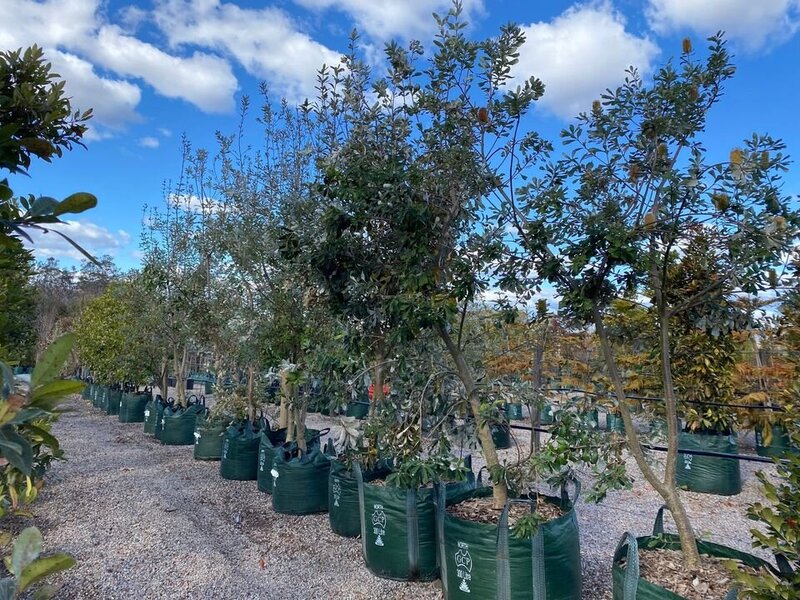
[505,35,799,567]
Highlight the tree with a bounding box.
[0,240,36,364]
[505,35,799,567]
[0,45,96,255]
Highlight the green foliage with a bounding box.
[731,393,800,598]
[0,241,35,364]
[385,453,468,490]
[0,527,74,599]
[0,334,79,517]
[73,280,155,385]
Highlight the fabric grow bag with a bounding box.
[675,431,742,496]
[271,444,332,515]
[346,401,370,419]
[329,460,392,538]
[355,464,476,582]
[81,382,92,400]
[537,404,555,426]
[506,403,524,421]
[144,396,169,436]
[158,402,203,445]
[492,424,512,450]
[194,411,228,461]
[95,386,109,411]
[119,392,150,423]
[437,482,582,600]
[220,420,265,481]
[607,414,625,434]
[257,427,322,493]
[612,507,773,599]
[105,389,122,416]
[755,425,796,458]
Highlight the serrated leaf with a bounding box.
[17,553,75,592]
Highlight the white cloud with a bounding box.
[0,0,240,135]
[88,25,237,113]
[138,136,160,148]
[515,2,660,119]
[647,0,800,51]
[293,0,484,40]
[153,0,342,102]
[24,220,132,262]
[50,50,142,135]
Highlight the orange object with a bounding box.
[368,383,390,400]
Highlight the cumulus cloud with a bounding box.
[514,2,660,119]
[647,0,800,51]
[153,0,342,102]
[138,136,160,148]
[0,0,239,135]
[293,0,484,41]
[24,220,132,262]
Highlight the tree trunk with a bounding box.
[592,306,701,568]
[369,342,386,419]
[247,365,255,422]
[437,324,508,509]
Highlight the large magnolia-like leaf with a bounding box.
[52,192,96,217]
[30,334,74,390]
[10,527,42,578]
[0,426,33,474]
[17,553,75,592]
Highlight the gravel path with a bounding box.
[30,398,775,599]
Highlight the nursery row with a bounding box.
[81,382,786,600]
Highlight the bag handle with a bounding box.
[560,475,582,507]
[615,532,639,599]
[652,505,668,536]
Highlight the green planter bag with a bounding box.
[492,424,512,450]
[194,410,229,461]
[355,464,476,582]
[437,482,582,600]
[329,460,393,538]
[612,507,774,599]
[81,382,92,400]
[105,389,122,416]
[346,401,370,419]
[119,392,150,423]
[506,403,524,421]
[95,386,109,411]
[272,439,333,515]
[537,403,555,425]
[220,419,265,481]
[257,427,322,493]
[607,413,625,434]
[144,396,169,436]
[676,431,742,496]
[755,424,796,458]
[158,400,203,446]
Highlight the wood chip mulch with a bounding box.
[447,495,564,526]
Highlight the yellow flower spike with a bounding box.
[712,192,730,212]
[643,212,656,230]
[682,37,692,54]
[730,148,744,165]
[592,99,601,114]
[760,150,770,169]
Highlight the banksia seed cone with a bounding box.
[760,151,770,169]
[712,192,730,212]
[689,85,699,101]
[628,164,640,182]
[592,99,601,113]
[769,269,778,288]
[643,212,656,230]
[657,143,668,158]
[682,38,692,54]
[477,107,489,123]
[730,148,744,165]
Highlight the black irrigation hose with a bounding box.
[507,423,784,464]
[545,387,785,411]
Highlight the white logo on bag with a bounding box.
[332,477,342,507]
[258,450,266,472]
[684,455,693,470]
[194,431,201,443]
[144,410,150,418]
[455,541,473,592]
[372,504,386,546]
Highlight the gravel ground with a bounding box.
[29,397,776,600]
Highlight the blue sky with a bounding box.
[3,0,800,270]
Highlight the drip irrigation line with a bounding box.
[507,423,783,464]
[543,387,785,411]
